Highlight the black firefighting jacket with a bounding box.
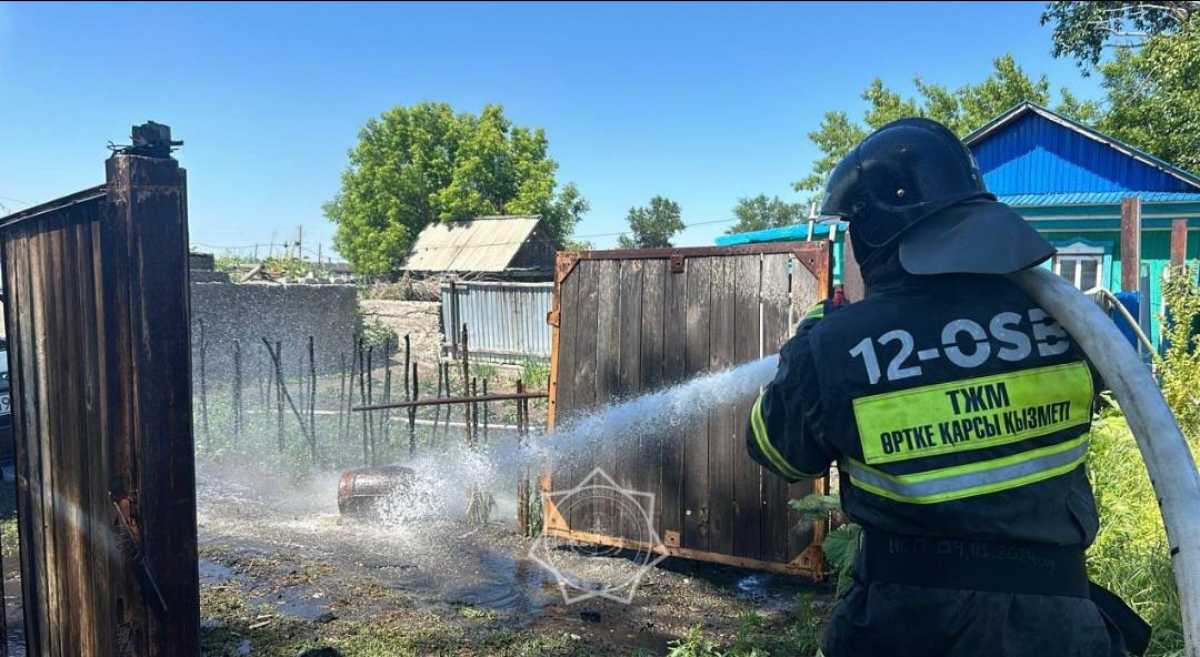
[746,251,1128,657]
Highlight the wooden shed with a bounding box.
[542,242,832,577]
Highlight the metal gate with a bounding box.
[543,242,832,577]
[0,133,199,656]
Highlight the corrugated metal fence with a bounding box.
[441,281,553,361]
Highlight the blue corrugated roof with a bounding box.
[966,103,1200,196]
[998,191,1200,207]
[714,222,844,246]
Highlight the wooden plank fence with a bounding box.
[0,133,200,656]
[543,243,832,577]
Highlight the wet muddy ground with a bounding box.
[194,462,832,656]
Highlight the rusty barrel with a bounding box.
[337,465,416,516]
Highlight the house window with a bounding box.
[1052,242,1105,292]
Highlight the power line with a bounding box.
[191,216,743,254]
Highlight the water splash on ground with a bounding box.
[196,355,784,615]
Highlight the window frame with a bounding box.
[1052,241,1105,293]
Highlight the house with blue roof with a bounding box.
[718,102,1200,350]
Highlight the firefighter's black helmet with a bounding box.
[820,117,1053,276]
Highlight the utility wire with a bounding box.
[192,216,746,254]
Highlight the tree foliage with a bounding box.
[324,102,587,276]
[794,111,867,195]
[1097,24,1200,172]
[794,55,1093,194]
[1042,2,1200,172]
[727,195,807,234]
[1041,1,1197,70]
[617,196,684,249]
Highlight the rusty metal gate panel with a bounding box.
[543,242,832,577]
[0,148,199,656]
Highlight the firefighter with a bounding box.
[747,118,1150,657]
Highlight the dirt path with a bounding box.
[196,463,832,656]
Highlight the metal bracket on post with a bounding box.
[555,252,581,284]
[108,121,183,158]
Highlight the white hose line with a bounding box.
[1010,267,1200,655]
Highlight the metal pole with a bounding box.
[352,390,548,411]
[275,340,284,452]
[233,339,243,447]
[337,351,347,444]
[358,339,368,465]
[308,336,317,463]
[461,324,472,446]
[366,346,375,465]
[382,337,393,445]
[433,359,444,444]
[482,379,489,444]
[409,363,418,456]
[471,378,479,443]
[198,319,209,450]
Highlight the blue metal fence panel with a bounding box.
[440,281,553,361]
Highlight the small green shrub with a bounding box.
[666,626,724,657]
[790,494,859,597]
[519,359,550,390]
[471,363,499,382]
[213,253,255,273]
[360,319,395,352]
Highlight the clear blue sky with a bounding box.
[0,1,1101,257]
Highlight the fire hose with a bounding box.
[1009,267,1200,656]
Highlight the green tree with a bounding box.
[1042,2,1200,171]
[617,196,684,248]
[793,111,867,196]
[794,55,1092,195]
[324,102,587,276]
[1041,1,1196,70]
[727,195,806,234]
[1098,28,1200,171]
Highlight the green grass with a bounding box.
[470,363,499,383]
[456,604,498,621]
[200,584,622,657]
[664,597,824,657]
[1087,414,1185,657]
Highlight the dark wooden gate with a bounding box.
[0,144,199,655]
[543,242,831,577]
